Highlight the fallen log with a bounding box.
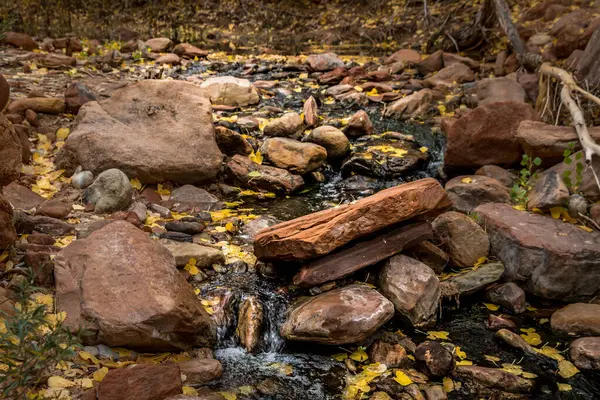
[293,222,432,287]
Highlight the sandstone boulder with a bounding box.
[55,221,216,350]
[145,37,172,52]
[343,110,373,137]
[385,49,421,65]
[7,98,65,115]
[527,171,569,211]
[551,303,600,335]
[432,211,489,268]
[263,112,303,137]
[306,53,345,71]
[445,175,511,213]
[173,43,208,59]
[262,137,327,174]
[199,76,259,107]
[0,114,22,187]
[384,89,433,120]
[0,195,16,249]
[306,126,350,158]
[281,284,394,345]
[56,80,223,184]
[84,169,133,213]
[0,32,38,50]
[476,77,525,105]
[424,63,475,88]
[570,337,600,370]
[65,82,97,113]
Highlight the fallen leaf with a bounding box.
[393,370,413,386]
[48,376,76,388]
[426,331,450,340]
[578,225,594,232]
[442,377,454,393]
[332,353,348,362]
[219,392,237,400]
[461,177,473,184]
[419,146,428,153]
[484,303,500,311]
[56,128,70,141]
[349,348,368,362]
[455,346,467,360]
[130,178,142,190]
[93,367,109,382]
[183,386,198,395]
[248,171,262,178]
[558,360,579,378]
[456,360,473,366]
[557,383,572,391]
[484,355,501,363]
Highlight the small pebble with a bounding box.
[72,171,94,189]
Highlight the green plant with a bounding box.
[0,274,79,399]
[562,141,585,191]
[511,154,542,207]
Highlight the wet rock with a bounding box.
[0,32,38,50]
[56,80,223,184]
[64,83,97,113]
[200,76,259,107]
[145,37,172,52]
[14,213,75,236]
[343,110,373,137]
[150,203,172,218]
[215,126,253,156]
[0,114,22,187]
[368,340,407,367]
[303,96,318,127]
[306,53,344,71]
[424,385,446,400]
[173,43,208,59]
[456,366,534,393]
[263,112,303,137]
[385,49,421,65]
[570,337,600,370]
[281,284,394,345]
[445,175,511,213]
[35,199,70,219]
[567,194,588,218]
[527,171,569,211]
[408,241,449,275]
[165,220,205,234]
[241,216,280,243]
[517,121,600,167]
[177,359,222,384]
[170,185,222,212]
[7,97,66,115]
[159,239,224,268]
[156,53,181,65]
[255,178,450,261]
[415,341,455,377]
[237,296,263,353]
[262,137,327,174]
[551,303,600,335]
[432,211,489,268]
[379,255,440,326]
[84,169,133,214]
[474,165,516,188]
[0,195,16,249]
[487,314,516,330]
[2,182,45,210]
[476,203,600,301]
[476,77,525,105]
[71,171,94,189]
[443,102,536,169]
[87,364,182,400]
[226,154,304,194]
[440,262,505,297]
[384,89,433,120]
[294,223,432,287]
[416,50,444,75]
[424,63,475,88]
[486,283,526,314]
[55,221,216,350]
[306,125,349,158]
[495,329,536,355]
[544,150,600,201]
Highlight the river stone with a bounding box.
[415,341,455,377]
[306,126,350,158]
[456,366,534,393]
[263,112,304,138]
[303,96,318,127]
[83,169,133,214]
[255,178,450,261]
[443,102,536,169]
[475,203,600,301]
[237,296,263,353]
[432,211,489,268]
[173,43,209,59]
[170,185,222,212]
[145,37,172,52]
[445,175,511,213]
[7,97,66,115]
[476,77,526,105]
[544,150,600,201]
[86,364,182,400]
[425,63,475,88]
[551,303,600,335]
[408,241,449,275]
[379,255,440,327]
[227,154,304,194]
[56,80,223,184]
[35,199,71,219]
[2,182,45,210]
[1,32,38,50]
[71,171,94,189]
[177,359,223,385]
[486,282,527,314]
[474,165,516,187]
[159,239,225,268]
[384,89,433,120]
[65,82,97,113]
[214,126,253,156]
[281,284,394,345]
[570,337,600,370]
[344,110,373,137]
[241,216,281,243]
[55,220,216,350]
[0,195,16,249]
[0,74,9,112]
[262,137,327,174]
[306,53,345,71]
[527,170,569,211]
[0,114,22,187]
[440,263,505,297]
[368,340,407,367]
[199,76,259,107]
[384,49,421,65]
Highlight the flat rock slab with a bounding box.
[551,303,600,335]
[293,222,432,287]
[440,263,505,297]
[475,203,600,301]
[254,178,450,261]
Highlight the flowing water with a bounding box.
[181,62,600,399]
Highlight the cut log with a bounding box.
[254,178,450,261]
[293,222,432,287]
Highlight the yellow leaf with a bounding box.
[526,305,537,311]
[461,177,473,184]
[130,178,142,190]
[249,151,263,165]
[557,383,572,392]
[550,207,563,219]
[157,184,170,196]
[184,262,200,276]
[521,371,537,379]
[484,355,501,362]
[426,331,450,340]
[248,171,262,178]
[456,360,473,366]
[225,222,236,232]
[77,378,94,389]
[332,353,347,361]
[512,204,527,211]
[484,303,500,311]
[48,376,76,388]
[219,392,237,400]
[520,328,542,346]
[534,345,564,361]
[558,360,579,378]
[93,367,109,382]
[393,370,413,386]
[350,348,368,362]
[419,146,428,153]
[578,225,594,232]
[33,293,54,307]
[183,386,198,395]
[56,128,70,141]
[455,346,467,360]
[443,377,454,393]
[79,351,100,365]
[366,88,379,96]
